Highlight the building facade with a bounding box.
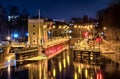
[28,19,53,47]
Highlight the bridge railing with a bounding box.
[43,37,69,48]
[11,42,26,47]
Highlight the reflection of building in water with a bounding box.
[13,58,47,79]
[47,50,70,79]
[73,62,101,79]
[73,46,103,79]
[10,49,70,79]
[73,49,100,65]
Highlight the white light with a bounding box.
[68,30,72,33]
[6,36,11,40]
[69,36,72,38]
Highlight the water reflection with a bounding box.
[73,62,101,79]
[7,59,11,79]
[48,50,70,79]
[1,49,120,79]
[58,61,62,72]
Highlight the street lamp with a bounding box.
[103,27,106,39]
[6,36,11,41]
[96,37,102,51]
[13,33,19,38]
[103,27,106,30]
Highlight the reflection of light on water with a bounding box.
[100,74,102,79]
[97,73,103,79]
[74,72,78,79]
[67,55,70,65]
[90,76,93,79]
[85,69,88,78]
[59,61,62,72]
[8,58,11,79]
[90,54,93,60]
[78,66,81,74]
[53,68,56,77]
[63,58,66,68]
[8,60,11,73]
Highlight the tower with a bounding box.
[28,19,53,47]
[28,19,44,47]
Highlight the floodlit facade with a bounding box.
[28,19,53,47]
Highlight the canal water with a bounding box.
[0,49,120,79]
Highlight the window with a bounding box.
[33,25,35,27]
[33,33,35,35]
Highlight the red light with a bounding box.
[96,38,102,42]
[96,72,103,79]
[83,31,89,38]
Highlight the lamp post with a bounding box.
[103,27,106,39]
[6,36,11,41]
[96,37,102,51]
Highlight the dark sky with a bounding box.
[0,0,111,21]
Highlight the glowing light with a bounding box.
[25,64,31,67]
[63,26,66,29]
[78,25,81,28]
[8,58,11,79]
[67,26,69,29]
[6,36,11,40]
[67,55,70,65]
[53,68,56,77]
[103,27,106,30]
[90,25,93,28]
[43,25,47,28]
[68,30,72,33]
[97,73,103,79]
[90,54,93,60]
[53,25,55,28]
[74,72,78,79]
[13,33,19,38]
[59,26,62,29]
[85,69,88,78]
[78,66,81,74]
[26,33,29,36]
[83,31,89,38]
[74,25,77,28]
[96,38,102,42]
[59,62,62,72]
[63,58,66,68]
[69,36,72,38]
[90,77,93,79]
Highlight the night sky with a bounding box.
[0,0,111,21]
